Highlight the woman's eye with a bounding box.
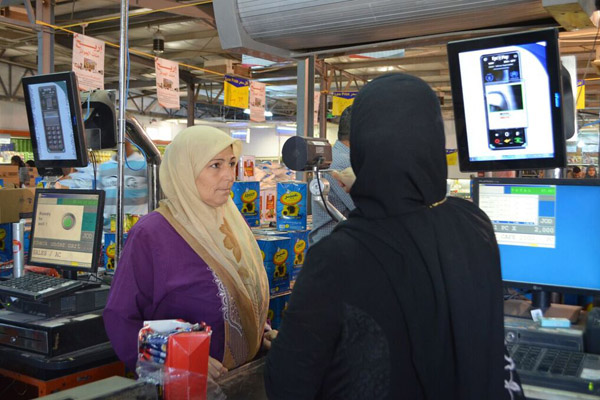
[211,162,221,169]
[229,161,236,167]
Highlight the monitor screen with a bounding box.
[28,189,105,273]
[22,72,89,168]
[472,178,600,294]
[447,28,566,172]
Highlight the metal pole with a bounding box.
[296,56,315,181]
[187,76,195,127]
[115,0,129,267]
[36,0,54,74]
[319,63,328,139]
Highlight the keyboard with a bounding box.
[508,343,600,395]
[0,273,87,301]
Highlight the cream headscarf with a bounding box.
[157,126,269,369]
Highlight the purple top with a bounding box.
[103,212,225,371]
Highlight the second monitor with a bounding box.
[28,189,105,277]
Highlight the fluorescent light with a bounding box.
[244,108,273,117]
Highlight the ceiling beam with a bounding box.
[106,0,215,27]
[54,34,196,82]
[129,28,217,47]
[330,55,448,70]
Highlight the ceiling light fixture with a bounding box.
[153,28,165,55]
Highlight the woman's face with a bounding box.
[589,167,597,177]
[195,146,236,207]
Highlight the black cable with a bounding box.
[315,162,340,222]
[0,380,15,398]
[89,150,98,190]
[87,273,111,286]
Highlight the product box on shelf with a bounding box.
[255,235,292,295]
[260,187,276,223]
[231,181,260,227]
[268,294,290,330]
[103,232,127,273]
[0,223,13,263]
[237,155,256,181]
[276,181,307,231]
[254,228,309,266]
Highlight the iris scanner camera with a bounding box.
[282,136,332,171]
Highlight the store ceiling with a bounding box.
[1,0,600,121]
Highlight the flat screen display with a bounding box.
[28,189,104,273]
[22,72,89,168]
[448,29,566,172]
[472,178,600,294]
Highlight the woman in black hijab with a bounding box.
[264,73,522,399]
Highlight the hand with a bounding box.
[208,356,228,380]
[331,167,356,193]
[262,329,278,351]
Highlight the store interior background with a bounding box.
[1,1,600,180]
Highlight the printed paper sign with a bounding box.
[332,91,357,116]
[250,81,266,122]
[155,57,180,109]
[72,34,105,91]
[224,75,249,109]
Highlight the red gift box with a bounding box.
[164,327,212,400]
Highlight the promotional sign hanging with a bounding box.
[72,34,105,91]
[577,80,585,110]
[224,75,250,109]
[249,81,266,122]
[332,91,357,116]
[155,57,180,109]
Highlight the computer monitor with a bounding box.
[27,189,105,277]
[22,72,89,169]
[472,178,600,313]
[447,28,566,172]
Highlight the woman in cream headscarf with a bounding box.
[104,126,270,376]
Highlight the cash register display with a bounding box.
[28,189,104,272]
[472,178,600,293]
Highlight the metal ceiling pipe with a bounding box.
[216,0,550,58]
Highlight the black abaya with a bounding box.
[265,73,523,399]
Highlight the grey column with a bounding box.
[115,0,129,266]
[36,0,54,74]
[187,76,196,127]
[296,56,315,181]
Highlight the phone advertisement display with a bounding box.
[447,29,566,172]
[460,43,552,160]
[27,81,78,161]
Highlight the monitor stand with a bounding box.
[62,270,78,281]
[504,289,582,323]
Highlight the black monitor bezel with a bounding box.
[27,188,105,274]
[472,177,600,295]
[22,72,89,169]
[447,28,566,172]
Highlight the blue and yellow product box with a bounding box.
[0,223,13,263]
[231,181,260,227]
[103,232,127,273]
[276,181,307,231]
[254,228,309,266]
[255,235,292,295]
[268,294,290,330]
